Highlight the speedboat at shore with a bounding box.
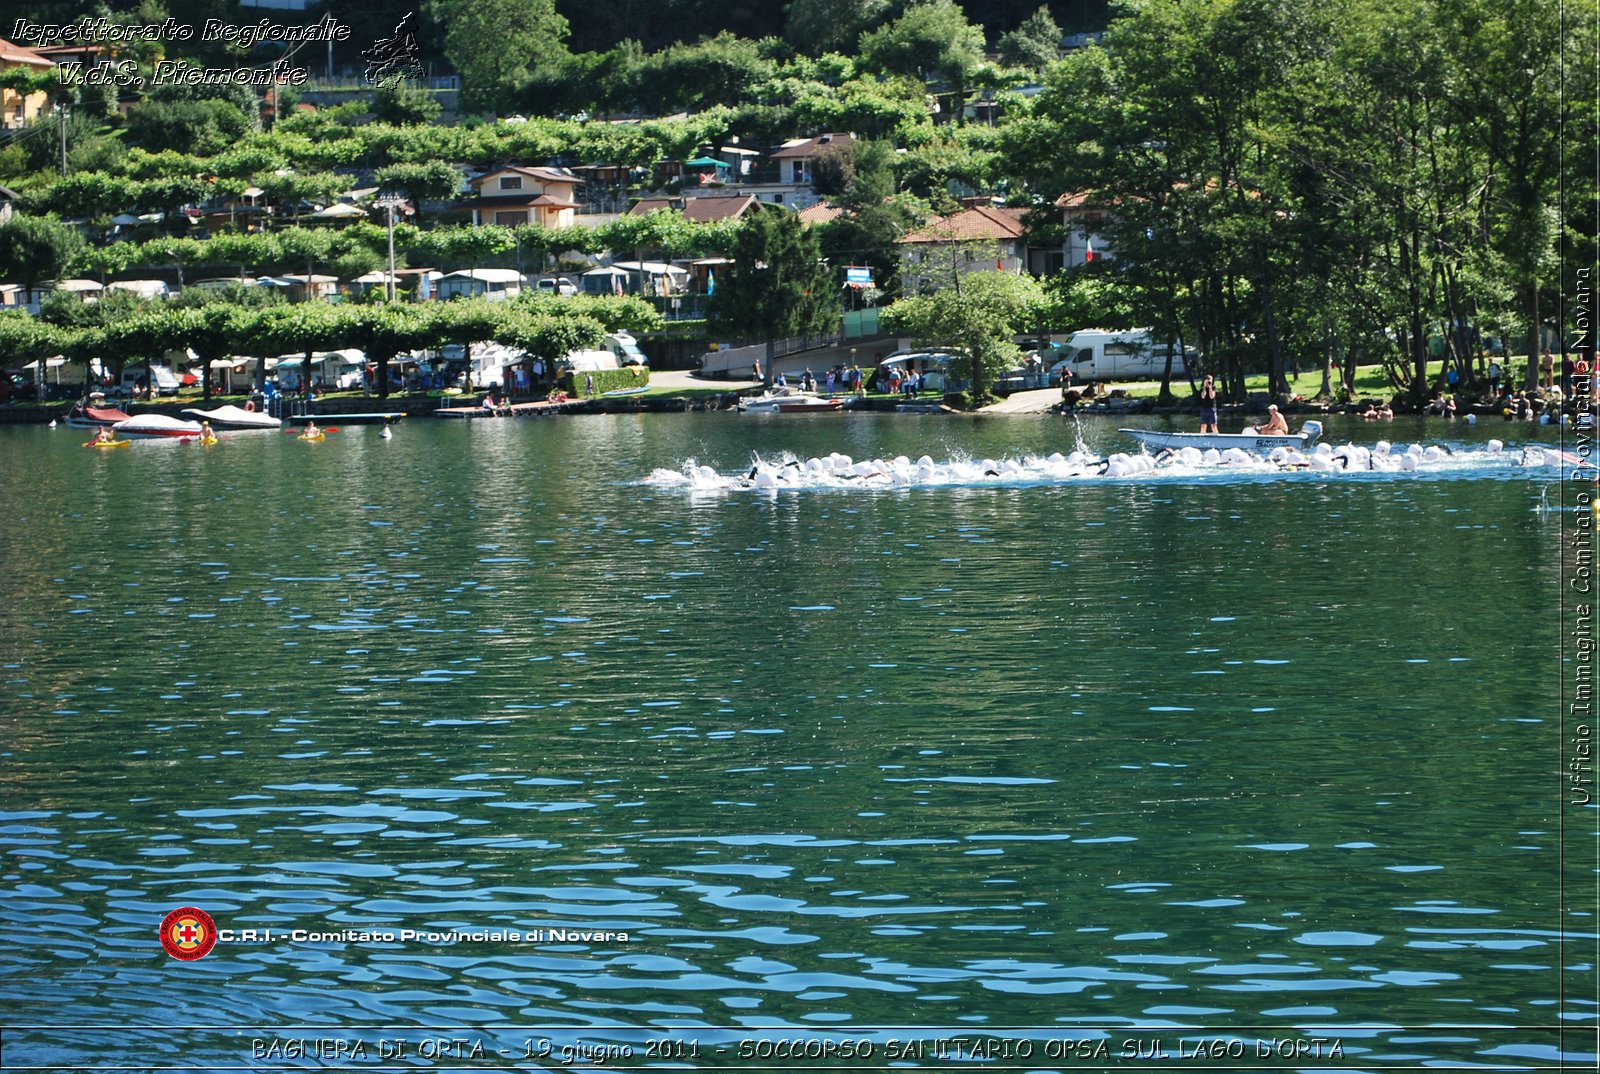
[738,388,846,413]
[114,414,203,439]
[65,402,133,429]
[1120,420,1323,452]
[181,404,281,430]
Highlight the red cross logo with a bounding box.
[160,907,217,961]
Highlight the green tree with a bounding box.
[1439,0,1566,386]
[816,142,927,302]
[101,307,192,390]
[858,0,985,125]
[0,216,87,295]
[709,210,839,382]
[0,313,67,403]
[21,174,135,219]
[371,82,443,125]
[124,98,253,156]
[16,108,124,175]
[784,0,892,56]
[273,227,339,290]
[997,6,1061,70]
[372,161,462,222]
[516,292,663,334]
[882,270,1042,406]
[430,0,571,115]
[493,310,605,369]
[429,299,505,393]
[632,33,774,113]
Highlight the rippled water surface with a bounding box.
[0,414,1592,1069]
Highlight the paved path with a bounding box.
[979,387,1064,414]
[648,369,735,392]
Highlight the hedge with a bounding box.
[557,365,651,399]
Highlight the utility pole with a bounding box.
[58,102,68,176]
[376,192,405,303]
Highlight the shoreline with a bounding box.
[0,370,1579,425]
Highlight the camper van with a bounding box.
[121,363,181,397]
[1047,329,1190,382]
[562,332,648,372]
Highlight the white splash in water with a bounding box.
[643,442,1558,492]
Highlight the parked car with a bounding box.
[0,369,28,403]
[536,276,578,296]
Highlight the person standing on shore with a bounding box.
[1198,375,1219,433]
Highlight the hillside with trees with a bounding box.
[0,0,1587,408]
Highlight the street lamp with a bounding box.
[374,191,406,303]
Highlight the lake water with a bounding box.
[0,412,1592,1070]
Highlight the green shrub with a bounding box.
[557,366,650,398]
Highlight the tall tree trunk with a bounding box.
[1400,233,1428,400]
[1261,278,1286,398]
[1524,280,1540,390]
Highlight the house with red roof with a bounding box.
[897,203,1032,293]
[462,166,583,229]
[795,203,845,227]
[627,194,763,224]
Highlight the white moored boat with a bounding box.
[181,404,281,430]
[65,401,133,429]
[113,414,204,439]
[738,388,845,413]
[1120,420,1323,452]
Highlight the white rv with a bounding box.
[120,363,181,396]
[1047,329,1190,382]
[563,332,648,372]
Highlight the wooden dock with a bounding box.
[434,398,592,418]
[286,412,405,425]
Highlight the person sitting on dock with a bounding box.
[481,391,498,413]
[1256,404,1289,435]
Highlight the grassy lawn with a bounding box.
[1114,357,1530,401]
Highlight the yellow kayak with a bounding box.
[86,439,130,449]
[298,432,325,442]
[200,436,219,446]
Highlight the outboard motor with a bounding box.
[1300,420,1324,446]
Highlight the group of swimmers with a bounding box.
[690,437,1544,492]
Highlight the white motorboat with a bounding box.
[738,387,845,413]
[181,404,282,429]
[1120,420,1323,452]
[65,397,133,429]
[113,414,204,439]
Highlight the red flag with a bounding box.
[1085,238,1096,263]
